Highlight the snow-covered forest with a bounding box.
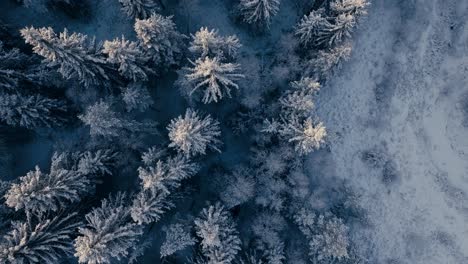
[0,0,467,263]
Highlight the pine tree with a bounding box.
[261,78,325,155]
[118,0,160,19]
[293,209,350,262]
[137,155,198,193]
[135,14,186,67]
[330,0,370,17]
[0,40,60,90]
[295,9,330,46]
[251,212,287,263]
[307,43,352,78]
[121,83,154,112]
[103,36,151,82]
[279,78,320,118]
[0,41,29,90]
[4,150,113,218]
[278,117,326,155]
[0,213,80,264]
[130,188,173,225]
[181,57,244,104]
[238,0,280,28]
[74,193,143,264]
[194,203,241,263]
[141,146,166,166]
[21,27,112,89]
[237,252,265,264]
[76,150,117,176]
[78,101,158,138]
[78,101,123,137]
[160,224,196,257]
[4,166,90,217]
[167,109,222,157]
[131,152,198,224]
[295,0,368,48]
[189,27,241,59]
[220,167,255,208]
[0,93,67,129]
[316,14,355,47]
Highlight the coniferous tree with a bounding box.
[219,167,255,209]
[307,43,352,78]
[0,93,67,129]
[238,0,280,28]
[330,0,369,17]
[315,13,355,47]
[121,83,154,112]
[189,27,241,60]
[180,57,244,104]
[277,117,327,155]
[262,78,326,155]
[194,203,241,264]
[131,151,198,224]
[78,101,158,138]
[4,151,115,217]
[160,223,196,258]
[294,209,350,263]
[279,77,320,118]
[118,0,160,19]
[0,213,80,264]
[167,109,221,157]
[295,9,329,47]
[135,14,186,67]
[103,36,152,82]
[0,41,30,90]
[295,0,369,49]
[21,27,112,89]
[74,193,143,264]
[5,166,88,217]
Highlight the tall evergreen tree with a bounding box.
[0,93,67,129]
[21,27,113,89]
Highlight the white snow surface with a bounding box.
[314,0,468,263]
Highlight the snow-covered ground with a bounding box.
[314,0,468,263]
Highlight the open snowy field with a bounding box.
[314,0,468,262]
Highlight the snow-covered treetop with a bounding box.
[78,100,158,138]
[21,27,110,89]
[103,36,151,82]
[4,150,115,217]
[141,148,200,188]
[167,108,221,157]
[121,83,154,112]
[194,203,241,263]
[0,213,80,264]
[307,43,352,78]
[294,210,350,262]
[131,150,198,224]
[119,0,160,19]
[239,0,281,28]
[74,192,143,264]
[182,57,244,104]
[135,13,186,66]
[279,117,327,155]
[4,166,89,216]
[0,93,67,129]
[280,78,321,117]
[160,223,196,257]
[189,27,241,59]
[295,9,329,46]
[331,0,370,17]
[79,101,124,137]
